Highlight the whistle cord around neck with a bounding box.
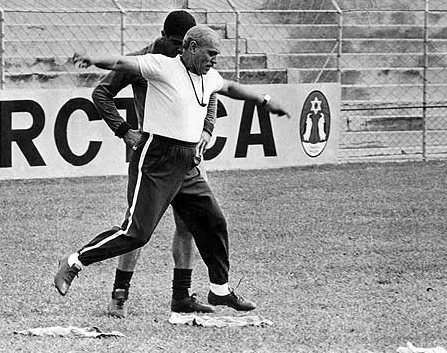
[181,56,206,107]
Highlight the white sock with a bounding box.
[67,253,83,269]
[210,282,230,296]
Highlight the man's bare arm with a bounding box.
[218,80,290,117]
[73,53,141,75]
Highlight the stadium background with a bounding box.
[0,0,446,163]
[2,2,447,352]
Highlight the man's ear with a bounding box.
[190,40,197,53]
[161,30,166,38]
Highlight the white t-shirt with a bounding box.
[137,54,224,142]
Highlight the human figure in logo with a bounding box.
[318,113,327,141]
[303,113,312,142]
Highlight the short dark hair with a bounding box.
[163,10,196,38]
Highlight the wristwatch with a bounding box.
[261,94,271,107]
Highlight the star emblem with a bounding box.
[310,97,322,115]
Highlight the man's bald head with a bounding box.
[182,24,221,52]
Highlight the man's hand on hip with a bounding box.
[124,129,143,149]
[197,131,212,156]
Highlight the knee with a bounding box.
[132,236,148,249]
[175,225,193,239]
[126,231,149,249]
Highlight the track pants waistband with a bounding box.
[143,133,198,148]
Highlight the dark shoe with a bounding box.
[54,256,81,296]
[208,290,256,311]
[171,294,215,313]
[108,289,128,318]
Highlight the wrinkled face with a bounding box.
[190,39,220,75]
[164,34,184,57]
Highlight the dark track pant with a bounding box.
[77,134,229,284]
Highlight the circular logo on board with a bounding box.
[300,90,331,158]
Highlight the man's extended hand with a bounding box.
[124,129,143,149]
[265,98,291,118]
[73,52,92,69]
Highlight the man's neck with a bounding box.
[180,55,198,75]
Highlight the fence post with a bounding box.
[337,10,343,84]
[330,0,343,84]
[226,0,240,82]
[422,0,429,161]
[119,11,126,55]
[112,0,126,55]
[0,8,5,89]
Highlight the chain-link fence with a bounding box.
[0,0,338,88]
[338,0,447,161]
[0,0,446,161]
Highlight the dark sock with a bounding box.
[172,268,192,300]
[113,269,134,291]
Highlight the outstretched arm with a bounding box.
[73,52,141,76]
[218,80,290,117]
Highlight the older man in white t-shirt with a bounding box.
[55,24,289,311]
[138,51,223,142]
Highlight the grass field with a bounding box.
[2,161,447,353]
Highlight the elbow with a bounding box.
[115,57,130,72]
